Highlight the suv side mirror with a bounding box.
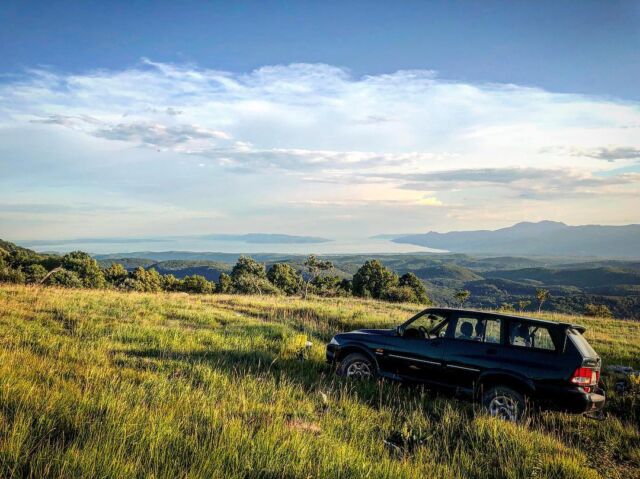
[396,326,404,337]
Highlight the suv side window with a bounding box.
[508,322,555,351]
[483,318,501,344]
[453,316,501,343]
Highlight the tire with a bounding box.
[337,353,376,380]
[482,385,526,422]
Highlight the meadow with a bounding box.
[0,284,639,478]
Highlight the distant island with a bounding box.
[20,233,332,249]
[197,234,332,244]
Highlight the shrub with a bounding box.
[398,272,430,304]
[49,269,83,288]
[127,267,162,292]
[310,275,345,297]
[231,256,266,280]
[267,263,303,295]
[384,285,419,303]
[217,272,232,293]
[62,251,106,288]
[302,255,333,298]
[0,267,26,284]
[585,303,613,318]
[161,273,182,292]
[233,275,280,295]
[104,263,129,287]
[24,264,48,283]
[182,275,215,294]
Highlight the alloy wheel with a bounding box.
[346,360,373,379]
[488,394,519,421]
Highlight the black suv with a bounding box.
[326,308,605,420]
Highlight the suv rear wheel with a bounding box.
[338,353,376,380]
[482,386,526,422]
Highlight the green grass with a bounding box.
[0,284,639,478]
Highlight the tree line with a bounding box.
[0,244,430,304]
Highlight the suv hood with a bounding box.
[341,328,396,337]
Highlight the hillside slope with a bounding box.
[0,285,639,478]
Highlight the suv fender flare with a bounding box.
[335,343,380,370]
[476,371,536,399]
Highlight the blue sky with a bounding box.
[2,1,639,99]
[1,1,639,242]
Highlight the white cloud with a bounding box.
[1,60,640,238]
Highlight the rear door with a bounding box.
[440,313,504,392]
[503,320,565,393]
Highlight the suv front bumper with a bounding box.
[326,343,337,363]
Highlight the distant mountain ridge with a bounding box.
[392,221,640,258]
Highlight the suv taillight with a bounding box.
[570,367,599,386]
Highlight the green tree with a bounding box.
[24,264,48,283]
[231,256,271,295]
[267,263,302,295]
[398,272,430,304]
[217,272,232,294]
[517,300,531,312]
[302,255,333,298]
[62,251,106,289]
[231,256,267,279]
[352,260,398,299]
[104,263,129,288]
[182,275,215,294]
[536,288,550,312]
[454,289,470,306]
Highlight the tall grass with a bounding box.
[0,284,638,478]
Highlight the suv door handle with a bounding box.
[486,348,498,355]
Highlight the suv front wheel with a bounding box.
[337,353,376,380]
[482,386,526,422]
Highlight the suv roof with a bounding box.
[418,307,587,333]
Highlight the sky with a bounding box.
[1,1,639,243]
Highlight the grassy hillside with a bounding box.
[0,285,639,478]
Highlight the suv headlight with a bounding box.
[329,337,339,346]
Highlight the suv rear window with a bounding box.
[567,328,597,358]
[508,322,555,351]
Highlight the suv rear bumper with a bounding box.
[549,387,606,414]
[583,388,606,414]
